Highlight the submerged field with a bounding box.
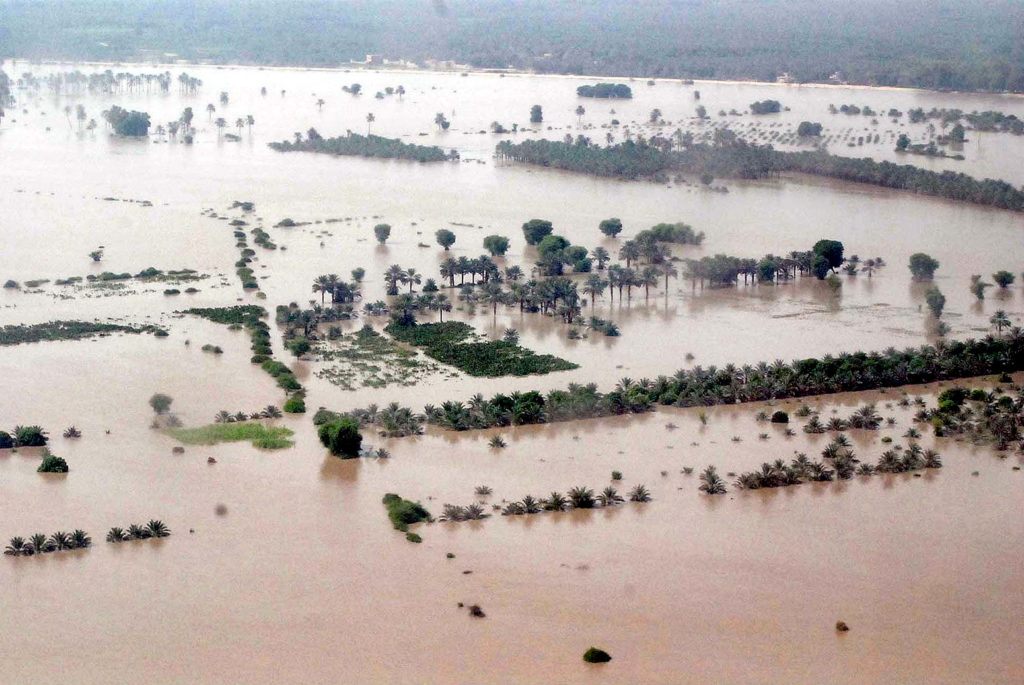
[0,60,1022,684]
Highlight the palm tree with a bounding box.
[592,246,610,270]
[214,117,227,137]
[313,274,331,303]
[146,520,171,538]
[366,112,375,135]
[235,117,244,135]
[575,105,585,125]
[262,405,283,418]
[521,495,543,514]
[660,261,678,289]
[316,98,325,110]
[71,530,91,548]
[405,268,422,293]
[584,274,607,309]
[698,466,727,494]
[29,533,53,554]
[544,492,569,511]
[49,531,73,551]
[568,486,596,509]
[991,310,1011,334]
[628,484,652,502]
[206,103,215,120]
[4,537,26,556]
[640,266,659,301]
[214,410,232,423]
[106,527,128,543]
[128,524,151,540]
[597,486,624,506]
[429,294,452,321]
[246,114,255,133]
[478,281,507,320]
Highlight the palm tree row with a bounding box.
[802,404,883,433]
[313,403,425,438]
[440,484,651,521]
[214,405,282,423]
[408,331,1024,432]
[5,530,91,556]
[106,520,171,542]
[311,273,362,305]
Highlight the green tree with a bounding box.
[990,310,1010,334]
[318,417,362,458]
[374,223,391,244]
[812,239,844,278]
[599,217,623,238]
[435,229,456,251]
[896,134,911,151]
[483,235,510,256]
[522,219,554,245]
[925,287,946,318]
[992,270,1015,288]
[529,105,543,123]
[149,393,173,414]
[909,253,940,280]
[970,275,990,300]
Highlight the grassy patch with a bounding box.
[315,325,442,390]
[386,321,577,377]
[382,493,431,533]
[166,423,294,449]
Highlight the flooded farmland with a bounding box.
[1,61,1022,684]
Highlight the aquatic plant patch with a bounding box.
[166,423,294,449]
[0,320,167,346]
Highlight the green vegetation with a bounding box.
[416,333,1024,431]
[386,321,577,377]
[495,139,1024,211]
[166,423,295,449]
[105,520,170,542]
[37,449,69,473]
[749,99,782,114]
[435,229,456,250]
[577,83,632,98]
[4,1,1021,93]
[926,385,1022,448]
[12,425,48,447]
[101,105,150,136]
[318,417,363,457]
[314,325,441,391]
[909,253,940,280]
[382,493,431,534]
[583,648,612,663]
[269,130,456,163]
[5,529,93,556]
[797,122,823,137]
[522,219,554,245]
[0,320,166,346]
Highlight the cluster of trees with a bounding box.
[105,520,170,542]
[7,1,1020,92]
[749,99,782,114]
[213,406,283,423]
[269,130,457,162]
[924,385,1023,448]
[441,483,650,522]
[0,70,10,123]
[0,320,163,346]
[17,69,199,96]
[5,530,92,556]
[576,83,633,98]
[797,121,823,137]
[100,105,151,136]
[497,138,1024,211]
[0,425,48,448]
[412,332,1023,431]
[906,107,1022,135]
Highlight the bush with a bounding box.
[37,449,69,473]
[770,411,789,424]
[318,417,362,457]
[0,431,12,448]
[382,493,431,532]
[583,648,612,663]
[149,393,173,414]
[283,396,306,414]
[14,425,49,446]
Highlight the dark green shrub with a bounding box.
[13,425,48,446]
[37,450,69,473]
[583,648,612,663]
[283,396,306,413]
[0,431,13,448]
[770,410,789,423]
[276,374,302,391]
[382,493,430,532]
[319,417,362,457]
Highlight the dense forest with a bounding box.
[1,0,1022,92]
[496,138,1024,211]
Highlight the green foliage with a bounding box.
[374,223,391,244]
[149,393,173,414]
[382,493,430,533]
[577,83,632,98]
[0,320,164,346]
[812,240,844,273]
[283,396,306,413]
[770,411,789,424]
[529,104,543,123]
[909,253,940,280]
[167,423,295,449]
[12,425,48,446]
[269,131,454,163]
[598,217,623,237]
[925,287,946,318]
[318,417,363,457]
[522,219,554,245]
[102,105,150,136]
[387,321,576,377]
[0,431,12,449]
[435,229,456,250]
[483,234,510,256]
[583,647,612,663]
[749,99,781,114]
[37,449,68,473]
[992,270,1015,288]
[797,121,823,137]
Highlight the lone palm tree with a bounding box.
[316,98,325,111]
[699,466,727,494]
[366,112,375,135]
[991,310,1011,334]
[214,117,227,137]
[246,114,255,134]
[235,117,244,135]
[206,103,215,120]
[575,105,585,126]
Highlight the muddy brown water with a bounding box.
[1,61,1022,683]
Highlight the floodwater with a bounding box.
[1,61,1022,684]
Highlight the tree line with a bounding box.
[269,129,457,163]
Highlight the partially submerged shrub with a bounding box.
[318,417,362,458]
[583,647,612,663]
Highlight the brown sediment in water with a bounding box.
[1,61,1022,684]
